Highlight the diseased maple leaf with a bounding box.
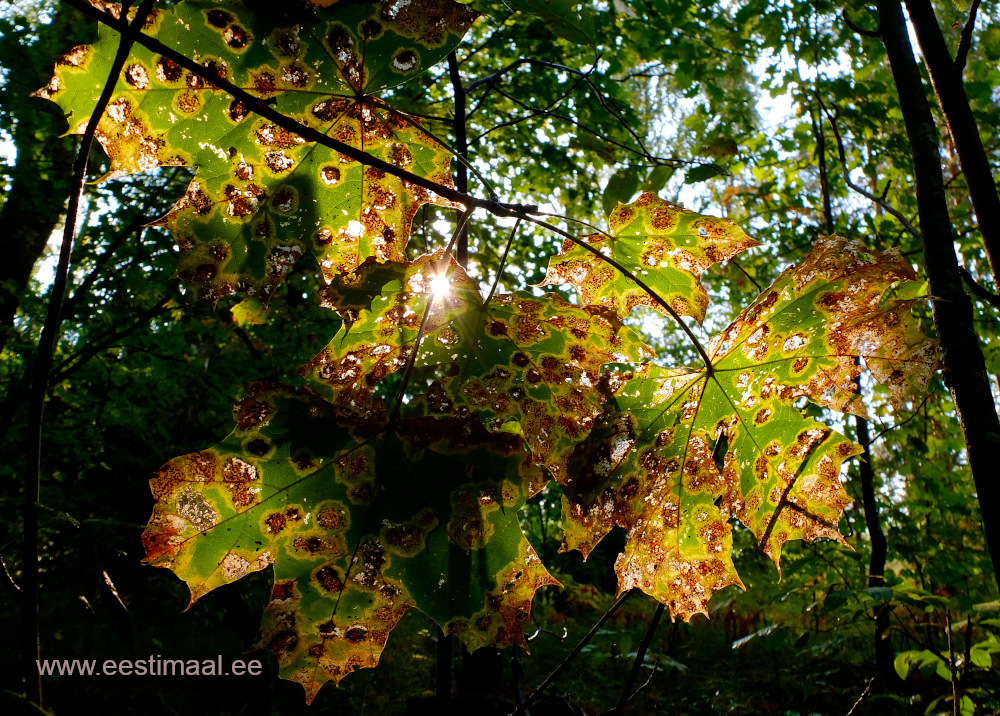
[559,236,938,621]
[299,250,655,482]
[540,192,760,322]
[38,0,477,300]
[142,383,556,703]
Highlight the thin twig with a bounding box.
[514,590,636,715]
[946,612,959,716]
[729,257,763,293]
[958,266,1000,309]
[818,96,922,240]
[845,677,875,715]
[485,218,521,306]
[613,602,665,714]
[842,10,881,38]
[465,57,651,156]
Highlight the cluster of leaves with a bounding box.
[39,0,938,702]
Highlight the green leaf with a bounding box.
[541,192,760,323]
[684,163,727,183]
[558,236,938,620]
[39,0,478,300]
[231,297,269,326]
[601,167,640,216]
[970,645,995,669]
[642,164,674,193]
[866,587,894,601]
[142,384,556,702]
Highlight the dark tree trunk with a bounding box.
[0,72,77,353]
[903,0,1000,286]
[856,415,896,685]
[876,0,1000,591]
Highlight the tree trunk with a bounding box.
[876,0,1000,591]
[0,89,76,354]
[903,0,1000,286]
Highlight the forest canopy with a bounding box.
[2,0,999,714]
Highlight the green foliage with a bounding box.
[8,0,1000,713]
[32,0,944,703]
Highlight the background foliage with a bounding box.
[1,0,999,714]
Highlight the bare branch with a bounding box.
[955,0,982,74]
[958,265,1000,309]
[817,96,922,240]
[842,9,881,38]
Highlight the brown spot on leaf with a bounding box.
[264,513,286,534]
[124,63,149,89]
[175,90,201,115]
[155,56,183,83]
[224,25,250,50]
[316,565,346,593]
[345,625,368,643]
[227,99,249,123]
[361,18,383,40]
[321,166,341,185]
[206,9,233,27]
[312,97,350,123]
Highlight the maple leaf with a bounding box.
[541,192,760,322]
[38,0,477,300]
[141,383,556,702]
[300,250,655,482]
[559,236,938,620]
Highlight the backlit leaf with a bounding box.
[559,236,938,620]
[38,0,477,300]
[300,250,655,481]
[142,383,555,702]
[541,192,759,323]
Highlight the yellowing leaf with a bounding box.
[541,192,759,322]
[39,0,477,300]
[142,384,555,703]
[559,236,939,620]
[300,251,655,481]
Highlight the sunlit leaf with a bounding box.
[541,192,759,323]
[301,250,654,481]
[38,0,478,300]
[559,236,938,620]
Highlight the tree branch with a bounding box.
[842,10,881,38]
[905,0,1000,285]
[958,266,1000,309]
[514,590,635,714]
[954,0,981,74]
[58,0,536,221]
[612,602,665,714]
[817,96,922,240]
